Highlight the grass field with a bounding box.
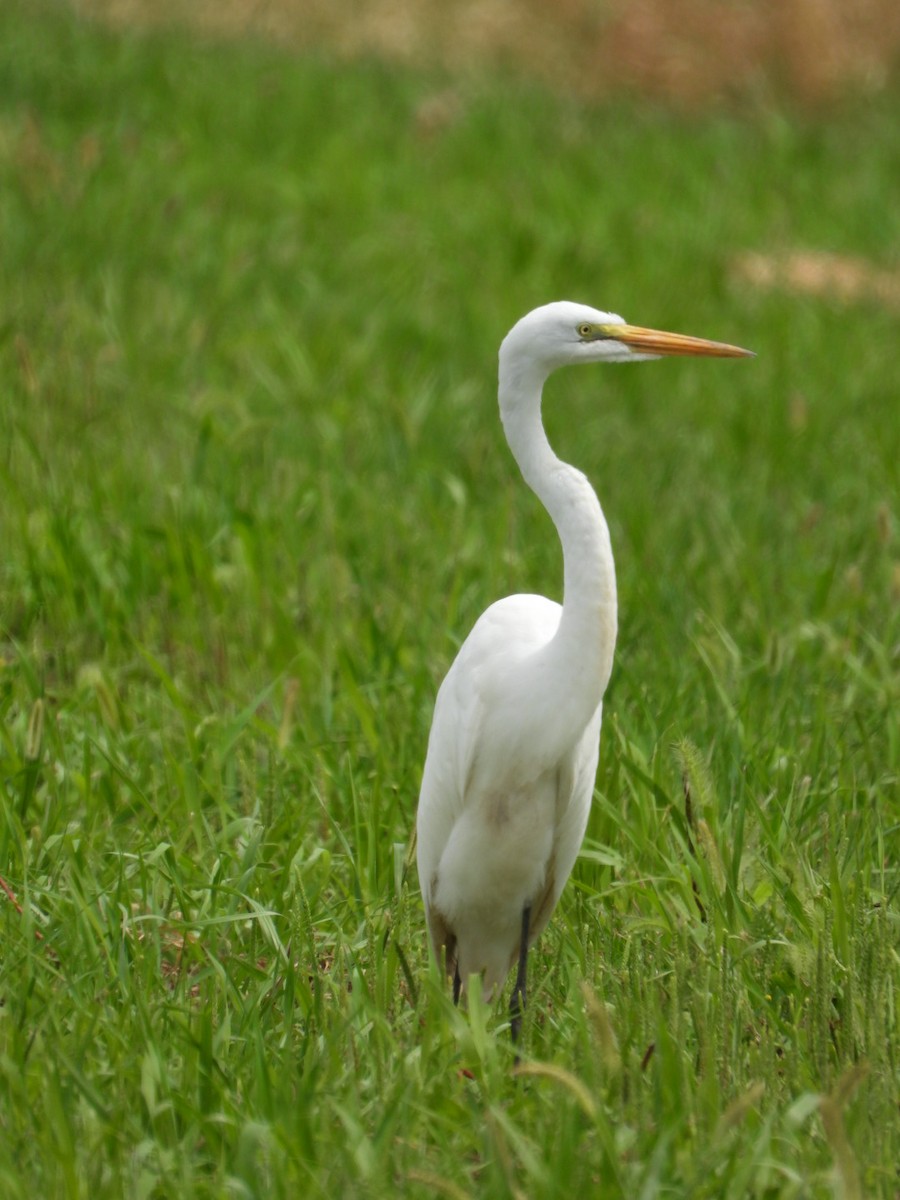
[1,2,899,1196]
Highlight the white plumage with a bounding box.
[416,301,752,1038]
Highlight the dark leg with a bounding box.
[509,904,531,1049]
[453,961,462,1006]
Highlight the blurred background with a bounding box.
[75,0,900,106]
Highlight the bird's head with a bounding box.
[499,301,753,375]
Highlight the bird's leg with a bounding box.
[509,904,531,1049]
[453,961,462,1006]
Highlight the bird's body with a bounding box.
[416,302,751,1028]
[417,591,604,993]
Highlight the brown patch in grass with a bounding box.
[732,249,900,311]
[70,0,900,106]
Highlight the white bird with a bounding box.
[416,301,752,1043]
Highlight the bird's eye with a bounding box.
[577,323,594,338]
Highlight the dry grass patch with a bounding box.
[72,0,900,105]
[733,249,900,311]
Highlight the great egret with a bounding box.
[416,301,752,1044]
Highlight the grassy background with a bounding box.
[1,1,898,1196]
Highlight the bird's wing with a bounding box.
[529,700,603,940]
[416,594,561,914]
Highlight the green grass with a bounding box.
[1,2,898,1196]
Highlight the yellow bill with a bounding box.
[598,323,754,358]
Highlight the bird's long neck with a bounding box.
[498,356,618,714]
